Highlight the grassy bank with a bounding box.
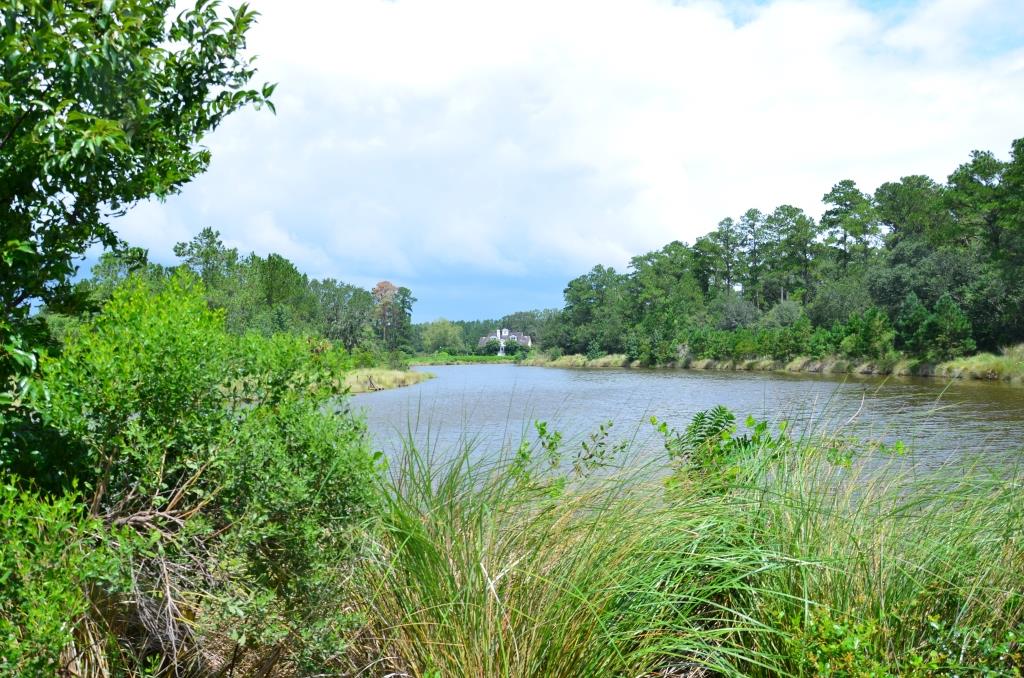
[522,344,1024,383]
[411,353,519,366]
[937,344,1024,383]
[338,412,1024,676]
[344,367,434,393]
[520,353,632,368]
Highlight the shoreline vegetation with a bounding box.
[520,344,1024,383]
[420,138,1024,396]
[410,352,519,366]
[342,407,1024,676]
[344,368,434,393]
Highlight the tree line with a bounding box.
[487,137,1023,365]
[63,228,417,357]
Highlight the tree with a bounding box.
[922,293,975,362]
[77,246,166,305]
[711,290,760,330]
[421,318,465,354]
[737,208,768,307]
[309,279,376,351]
[372,281,416,351]
[1,1,271,393]
[821,180,880,269]
[478,339,502,356]
[946,150,1005,249]
[874,175,949,247]
[627,241,704,363]
[894,292,930,356]
[707,217,744,289]
[174,228,240,293]
[562,265,630,354]
[764,204,820,299]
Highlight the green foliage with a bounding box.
[838,307,895,360]
[344,409,1024,676]
[760,299,805,328]
[785,610,895,677]
[654,406,790,482]
[712,290,761,330]
[922,293,976,361]
[0,481,127,677]
[420,318,466,354]
[39,272,231,507]
[495,136,1024,366]
[0,0,270,392]
[478,338,502,356]
[161,229,417,358]
[895,292,931,355]
[5,272,380,673]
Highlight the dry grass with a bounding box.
[521,354,631,368]
[344,368,433,393]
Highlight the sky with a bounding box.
[110,0,1024,321]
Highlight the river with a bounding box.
[353,365,1024,468]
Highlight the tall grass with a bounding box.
[342,416,1024,676]
[939,343,1024,382]
[344,368,434,393]
[520,353,632,368]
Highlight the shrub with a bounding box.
[16,271,380,673]
[838,307,896,360]
[0,481,127,677]
[478,339,501,356]
[40,272,232,511]
[760,299,805,328]
[922,293,976,361]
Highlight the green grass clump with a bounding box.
[342,410,1024,676]
[939,343,1024,382]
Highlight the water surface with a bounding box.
[353,365,1024,466]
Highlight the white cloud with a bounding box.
[116,0,1024,315]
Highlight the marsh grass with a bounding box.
[342,415,1024,677]
[344,368,434,393]
[411,354,519,366]
[939,343,1024,382]
[521,354,632,368]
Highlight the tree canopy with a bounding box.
[490,137,1024,366]
[1,0,272,395]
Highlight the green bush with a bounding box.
[922,293,976,361]
[40,272,232,515]
[838,307,896,360]
[12,271,381,673]
[0,481,127,677]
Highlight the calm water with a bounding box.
[353,365,1024,467]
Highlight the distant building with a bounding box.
[478,328,532,356]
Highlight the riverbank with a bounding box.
[344,368,434,393]
[521,346,1024,383]
[411,353,519,366]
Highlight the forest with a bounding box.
[60,228,418,361]
[420,138,1024,371]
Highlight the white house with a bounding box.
[478,328,532,355]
